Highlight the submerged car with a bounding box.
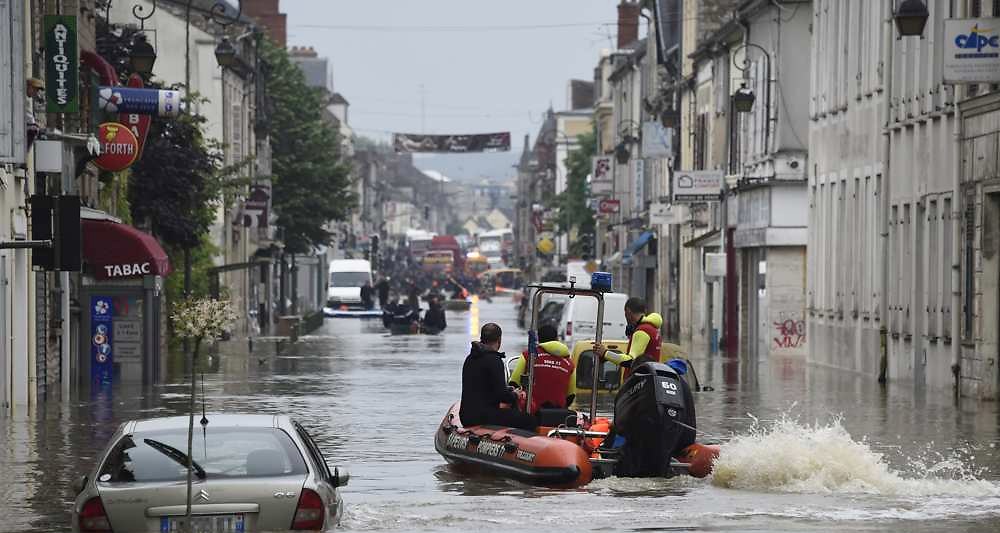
[72,414,349,532]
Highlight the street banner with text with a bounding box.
[393,132,510,153]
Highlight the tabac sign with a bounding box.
[44,15,78,113]
[943,18,1000,84]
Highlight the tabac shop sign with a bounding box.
[943,18,1000,84]
[94,122,140,172]
[44,15,79,113]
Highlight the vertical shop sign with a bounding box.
[44,15,78,113]
[91,296,114,384]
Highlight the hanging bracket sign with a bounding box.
[672,170,722,203]
[94,122,140,172]
[44,15,79,113]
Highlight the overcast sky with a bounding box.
[282,0,625,181]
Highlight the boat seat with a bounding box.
[537,408,578,428]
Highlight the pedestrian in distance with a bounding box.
[360,281,375,310]
[460,323,537,430]
[375,276,390,309]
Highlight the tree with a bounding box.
[260,39,355,254]
[555,130,597,256]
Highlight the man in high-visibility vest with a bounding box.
[509,324,576,413]
[592,297,662,377]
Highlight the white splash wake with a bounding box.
[711,414,1000,497]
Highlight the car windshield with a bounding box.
[99,427,307,482]
[330,272,370,287]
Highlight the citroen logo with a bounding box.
[195,489,210,503]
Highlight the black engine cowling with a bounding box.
[611,362,696,477]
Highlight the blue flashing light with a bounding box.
[591,271,613,293]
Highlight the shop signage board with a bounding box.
[94,122,140,171]
[673,170,722,203]
[943,18,1000,83]
[649,202,685,225]
[393,132,510,153]
[44,15,78,113]
[118,75,153,157]
[634,159,645,211]
[591,155,612,195]
[598,198,621,214]
[98,86,182,117]
[91,296,114,384]
[641,121,674,159]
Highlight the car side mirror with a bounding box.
[75,475,88,495]
[332,467,350,488]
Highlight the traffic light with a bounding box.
[29,194,80,271]
[370,234,380,270]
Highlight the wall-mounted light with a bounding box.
[214,37,237,68]
[733,84,756,113]
[615,142,631,165]
[894,0,929,38]
[129,34,157,76]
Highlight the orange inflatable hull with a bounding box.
[435,402,593,487]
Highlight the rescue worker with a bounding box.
[592,297,662,377]
[508,324,576,414]
[460,323,537,430]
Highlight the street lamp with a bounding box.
[733,83,756,113]
[129,34,157,76]
[214,37,238,68]
[894,0,929,38]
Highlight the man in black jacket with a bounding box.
[460,323,536,430]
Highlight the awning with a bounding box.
[622,231,656,264]
[82,219,172,280]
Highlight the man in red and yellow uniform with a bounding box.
[592,297,662,378]
[509,325,576,414]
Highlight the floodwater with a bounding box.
[2,297,1000,532]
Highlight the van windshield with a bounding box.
[330,272,370,287]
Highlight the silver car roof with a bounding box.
[126,414,291,434]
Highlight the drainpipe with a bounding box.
[877,1,894,384]
[950,1,967,395]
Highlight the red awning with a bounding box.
[81,220,172,280]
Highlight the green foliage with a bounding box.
[163,238,220,306]
[260,39,355,254]
[129,109,224,249]
[554,129,597,254]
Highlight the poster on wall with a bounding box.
[91,296,114,385]
[943,18,1000,83]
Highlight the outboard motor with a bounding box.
[611,362,696,477]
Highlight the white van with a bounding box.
[557,292,628,345]
[327,259,372,308]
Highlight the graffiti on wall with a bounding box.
[773,316,806,349]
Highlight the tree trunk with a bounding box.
[184,337,201,531]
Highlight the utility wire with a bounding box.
[290,22,617,32]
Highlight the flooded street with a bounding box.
[3,297,1000,532]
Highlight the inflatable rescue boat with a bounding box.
[436,275,721,487]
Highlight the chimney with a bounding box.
[617,1,640,49]
[244,0,288,47]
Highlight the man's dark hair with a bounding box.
[625,297,646,314]
[538,324,558,343]
[481,323,502,345]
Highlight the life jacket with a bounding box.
[624,313,662,377]
[522,341,573,414]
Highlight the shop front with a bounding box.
[78,217,171,391]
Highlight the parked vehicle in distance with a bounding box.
[327,259,372,309]
[421,250,455,272]
[429,235,465,273]
[557,292,628,346]
[477,228,512,267]
[72,414,349,532]
[406,229,436,261]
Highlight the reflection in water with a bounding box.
[0,298,999,532]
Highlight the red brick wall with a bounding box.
[244,0,287,47]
